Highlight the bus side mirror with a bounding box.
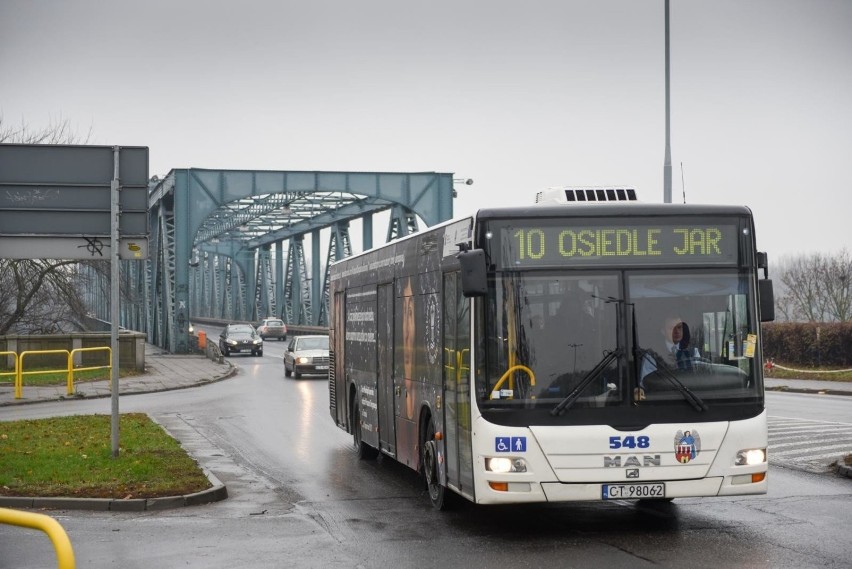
[759,279,775,322]
[457,248,488,297]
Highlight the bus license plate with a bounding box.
[602,483,665,500]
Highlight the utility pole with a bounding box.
[663,0,673,203]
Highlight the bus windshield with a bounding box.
[476,269,762,412]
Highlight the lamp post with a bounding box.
[663,0,673,203]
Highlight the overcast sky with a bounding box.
[2,0,850,263]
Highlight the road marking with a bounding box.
[768,416,852,473]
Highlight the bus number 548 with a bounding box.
[609,435,650,449]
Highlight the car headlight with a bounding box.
[297,356,310,364]
[253,339,262,344]
[227,339,238,345]
[485,457,527,473]
[735,448,766,466]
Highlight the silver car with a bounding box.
[283,335,329,378]
[257,317,287,341]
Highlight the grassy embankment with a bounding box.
[0,414,211,499]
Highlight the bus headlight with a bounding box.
[485,457,527,473]
[735,448,766,466]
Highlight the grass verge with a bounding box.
[0,413,211,499]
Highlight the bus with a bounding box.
[328,188,775,509]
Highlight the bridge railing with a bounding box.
[190,317,328,337]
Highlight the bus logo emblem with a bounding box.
[674,429,701,464]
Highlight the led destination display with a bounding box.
[490,220,740,267]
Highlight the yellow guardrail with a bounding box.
[14,348,112,399]
[0,507,76,568]
[1,350,18,387]
[70,347,112,394]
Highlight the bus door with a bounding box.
[442,272,475,499]
[330,291,346,429]
[377,283,396,456]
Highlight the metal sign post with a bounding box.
[111,147,121,458]
[0,143,149,459]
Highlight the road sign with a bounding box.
[0,236,149,260]
[0,144,149,259]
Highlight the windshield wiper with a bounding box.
[551,349,621,416]
[637,348,708,412]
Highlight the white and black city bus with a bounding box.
[329,189,775,509]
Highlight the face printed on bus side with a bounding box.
[402,278,416,419]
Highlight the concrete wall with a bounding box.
[0,332,146,371]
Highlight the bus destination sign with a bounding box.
[492,220,740,267]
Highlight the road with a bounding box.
[2,331,851,568]
[766,391,852,473]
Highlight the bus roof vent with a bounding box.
[535,187,638,204]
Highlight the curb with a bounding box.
[0,466,228,511]
[765,386,852,397]
[0,360,237,407]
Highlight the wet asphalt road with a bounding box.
[2,335,851,569]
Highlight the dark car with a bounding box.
[283,335,329,378]
[256,318,287,341]
[218,324,263,357]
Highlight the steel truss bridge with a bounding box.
[86,169,454,353]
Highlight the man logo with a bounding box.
[604,455,661,467]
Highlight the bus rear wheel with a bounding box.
[421,418,452,510]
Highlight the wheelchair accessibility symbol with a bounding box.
[495,437,526,453]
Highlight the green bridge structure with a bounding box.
[84,169,456,353]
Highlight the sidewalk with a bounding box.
[764,376,852,396]
[0,343,235,407]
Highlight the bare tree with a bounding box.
[0,114,92,144]
[0,116,94,333]
[0,260,87,334]
[776,250,852,323]
[822,248,852,322]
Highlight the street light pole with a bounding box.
[663,0,673,203]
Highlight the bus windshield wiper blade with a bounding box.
[551,349,621,416]
[640,349,708,412]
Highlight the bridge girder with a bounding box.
[145,169,454,352]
